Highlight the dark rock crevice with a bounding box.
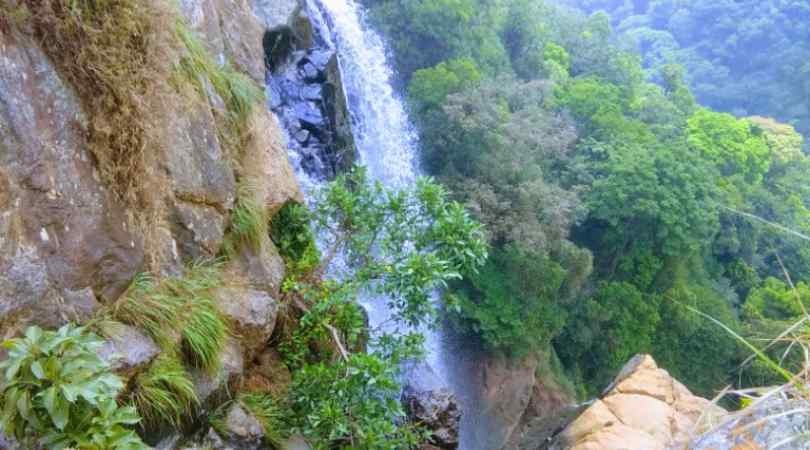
[263,2,355,181]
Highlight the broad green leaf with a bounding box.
[30,360,46,380]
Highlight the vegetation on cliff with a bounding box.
[0,325,146,449]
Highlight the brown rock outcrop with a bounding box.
[0,0,303,338]
[0,27,143,337]
[548,355,727,450]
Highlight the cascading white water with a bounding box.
[284,0,488,447]
[304,0,452,375]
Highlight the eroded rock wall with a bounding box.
[0,0,302,336]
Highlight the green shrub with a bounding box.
[0,325,146,449]
[279,280,366,369]
[743,277,810,321]
[270,202,320,276]
[557,282,661,394]
[289,354,425,450]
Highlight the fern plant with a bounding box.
[0,325,146,449]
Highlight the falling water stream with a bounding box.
[275,0,490,447]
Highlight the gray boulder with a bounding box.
[689,389,810,449]
[98,323,160,378]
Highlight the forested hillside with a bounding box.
[562,0,810,146]
[365,0,810,397]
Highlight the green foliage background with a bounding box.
[365,0,810,398]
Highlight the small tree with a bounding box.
[277,167,487,449]
[0,325,146,449]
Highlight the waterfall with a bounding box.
[271,0,487,447]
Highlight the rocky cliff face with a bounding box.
[0,0,304,445]
[545,355,727,450]
[0,0,302,341]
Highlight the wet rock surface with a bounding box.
[473,353,544,450]
[264,1,355,181]
[99,323,161,378]
[402,363,462,449]
[403,386,461,449]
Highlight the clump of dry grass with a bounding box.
[11,0,178,268]
[18,0,173,207]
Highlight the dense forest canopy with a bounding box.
[561,0,810,146]
[364,0,810,397]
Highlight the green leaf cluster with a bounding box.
[0,325,146,449]
[288,353,425,450]
[271,167,486,448]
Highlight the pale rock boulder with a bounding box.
[214,287,279,353]
[549,355,727,450]
[98,323,161,379]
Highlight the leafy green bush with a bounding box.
[270,201,320,276]
[557,282,661,393]
[280,279,366,369]
[272,167,486,448]
[743,277,810,321]
[0,325,146,449]
[289,353,425,450]
[304,167,488,327]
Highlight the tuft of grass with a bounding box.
[131,353,199,428]
[222,179,270,257]
[238,392,289,446]
[113,262,228,373]
[174,20,265,161]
